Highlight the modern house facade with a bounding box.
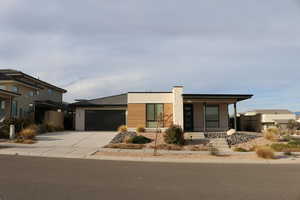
[239,109,297,132]
[73,86,252,132]
[0,69,67,125]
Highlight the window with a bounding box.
[12,100,18,117]
[28,91,34,97]
[12,86,19,93]
[0,85,6,90]
[48,89,53,95]
[146,104,164,128]
[205,105,219,128]
[0,100,5,109]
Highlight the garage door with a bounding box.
[85,110,126,131]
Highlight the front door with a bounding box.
[184,104,194,131]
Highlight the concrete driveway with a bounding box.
[0,131,117,158]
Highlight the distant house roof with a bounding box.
[0,69,67,93]
[71,93,128,107]
[249,109,294,115]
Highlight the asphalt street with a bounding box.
[0,155,299,200]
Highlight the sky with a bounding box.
[0,0,300,112]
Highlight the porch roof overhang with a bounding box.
[0,88,20,99]
[182,94,253,103]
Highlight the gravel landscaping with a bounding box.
[204,132,261,146]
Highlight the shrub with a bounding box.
[130,135,152,144]
[19,124,38,140]
[104,143,145,149]
[0,118,34,138]
[256,146,275,159]
[234,147,249,152]
[264,128,280,141]
[117,125,128,133]
[136,126,145,133]
[283,150,293,156]
[38,123,64,134]
[164,125,184,145]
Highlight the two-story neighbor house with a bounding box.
[0,69,67,124]
[72,86,252,132]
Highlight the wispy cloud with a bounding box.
[0,0,299,111]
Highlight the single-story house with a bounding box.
[72,86,252,132]
[239,109,297,132]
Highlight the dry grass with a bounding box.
[19,124,38,140]
[264,128,280,141]
[256,146,275,159]
[117,125,128,133]
[104,143,145,149]
[136,126,145,134]
[14,138,36,144]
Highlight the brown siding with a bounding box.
[164,103,173,127]
[127,104,146,128]
[127,103,173,128]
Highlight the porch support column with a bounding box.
[203,102,206,132]
[234,102,237,130]
[9,96,12,118]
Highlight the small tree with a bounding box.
[287,120,300,134]
[153,113,172,156]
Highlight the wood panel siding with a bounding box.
[127,104,146,128]
[164,103,173,127]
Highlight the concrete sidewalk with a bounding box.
[0,131,117,158]
[91,148,300,164]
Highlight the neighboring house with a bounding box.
[0,69,67,124]
[0,89,20,122]
[239,109,297,132]
[72,86,252,132]
[296,112,300,123]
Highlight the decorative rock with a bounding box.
[110,132,137,144]
[226,129,236,136]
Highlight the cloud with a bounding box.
[0,0,299,111]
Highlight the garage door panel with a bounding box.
[85,110,126,131]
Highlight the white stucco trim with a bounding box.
[172,87,184,128]
[128,93,173,103]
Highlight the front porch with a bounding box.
[182,94,252,132]
[0,89,20,121]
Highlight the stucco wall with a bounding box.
[261,114,296,123]
[128,93,173,103]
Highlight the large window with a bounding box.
[146,104,164,128]
[205,105,219,128]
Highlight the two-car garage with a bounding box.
[72,93,128,131]
[84,110,126,131]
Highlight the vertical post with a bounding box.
[234,102,237,130]
[9,97,12,118]
[203,102,206,132]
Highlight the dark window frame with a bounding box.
[146,103,164,128]
[205,104,220,128]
